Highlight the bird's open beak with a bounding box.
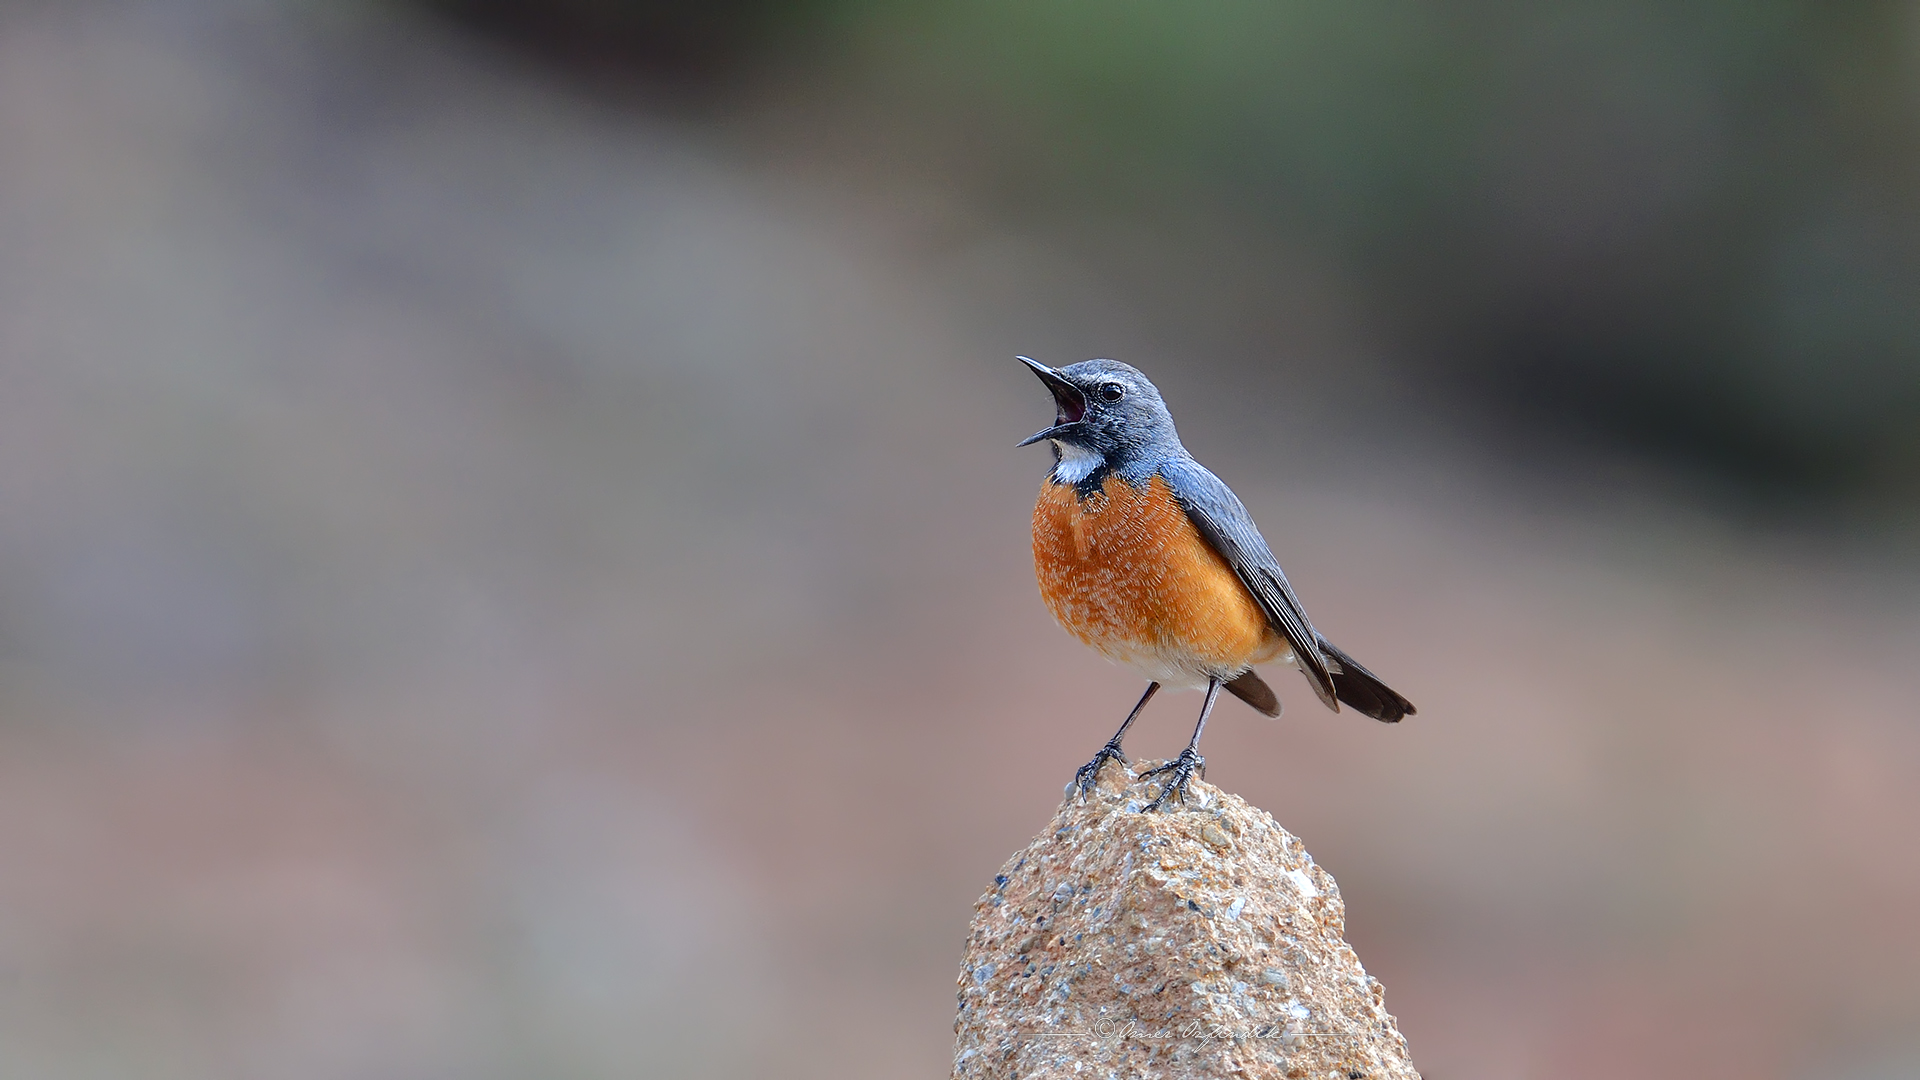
[1016,356,1088,446]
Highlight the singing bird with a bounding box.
[1019,357,1414,810]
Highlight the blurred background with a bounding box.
[1,0,1917,1077]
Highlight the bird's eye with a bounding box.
[1097,382,1125,403]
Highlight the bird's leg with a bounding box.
[1144,677,1222,811]
[1074,682,1159,796]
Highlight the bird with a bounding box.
[1017,356,1414,810]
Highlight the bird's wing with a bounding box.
[1158,456,1339,711]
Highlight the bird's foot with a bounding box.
[1142,749,1206,811]
[1073,741,1130,797]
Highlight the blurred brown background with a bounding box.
[1,1,1917,1077]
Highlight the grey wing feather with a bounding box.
[1158,457,1340,711]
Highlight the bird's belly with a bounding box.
[1033,473,1283,687]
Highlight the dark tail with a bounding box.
[1225,670,1281,716]
[1316,636,1415,722]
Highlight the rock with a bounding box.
[952,762,1420,1079]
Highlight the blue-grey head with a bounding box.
[1017,357,1182,483]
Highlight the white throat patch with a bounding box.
[1051,441,1105,484]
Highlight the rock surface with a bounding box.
[953,763,1420,1079]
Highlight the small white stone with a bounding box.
[1286,868,1319,900]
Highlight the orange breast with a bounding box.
[1032,472,1283,683]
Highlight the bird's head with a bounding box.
[1017,357,1179,481]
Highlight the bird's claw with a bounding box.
[1073,741,1130,797]
[1142,750,1206,811]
